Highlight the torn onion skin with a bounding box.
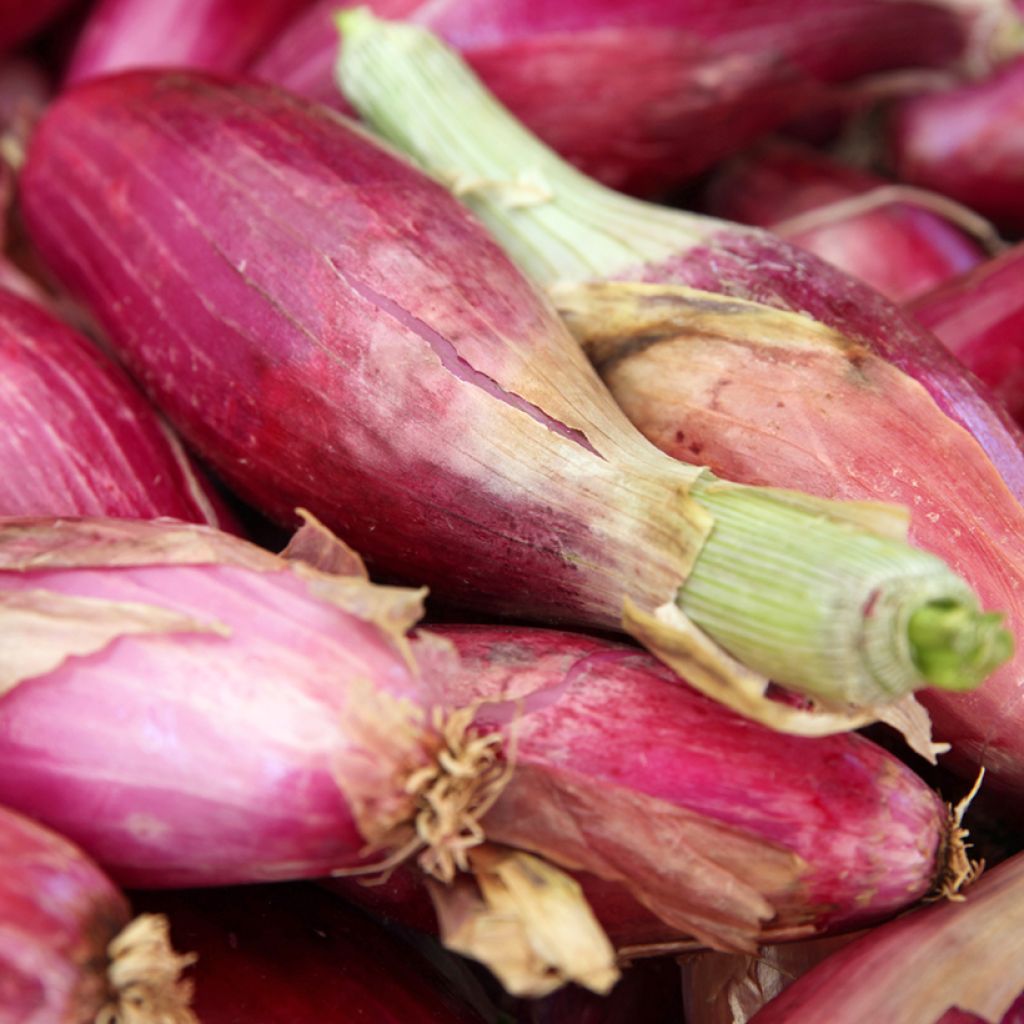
[747,852,1024,1024]
[0,518,435,888]
[909,242,1024,428]
[64,0,319,88]
[252,0,1018,195]
[135,885,488,1024]
[334,12,1024,789]
[889,54,1024,233]
[0,287,235,526]
[703,139,985,303]
[16,71,716,637]
[336,623,955,951]
[0,801,129,1023]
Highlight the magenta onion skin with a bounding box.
[747,853,1024,1024]
[64,0,319,88]
[890,55,1024,232]
[0,801,129,1023]
[335,623,952,949]
[0,287,235,525]
[0,523,434,888]
[910,242,1024,427]
[440,625,950,939]
[0,0,76,52]
[19,70,706,632]
[135,885,486,1024]
[704,140,985,302]
[253,0,1006,195]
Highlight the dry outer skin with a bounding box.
[554,280,1024,788]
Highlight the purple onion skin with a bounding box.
[0,287,235,525]
[64,0,319,88]
[19,71,691,631]
[439,625,949,939]
[0,0,77,52]
[0,802,129,1023]
[0,554,423,887]
[910,243,1024,428]
[253,0,992,195]
[890,55,1024,232]
[135,885,486,1024]
[704,141,985,303]
[335,624,950,949]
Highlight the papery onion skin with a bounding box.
[335,624,952,950]
[0,287,235,526]
[64,0,319,88]
[890,54,1024,233]
[135,885,488,1024]
[703,140,985,303]
[910,242,1024,428]
[18,70,689,630]
[0,523,429,887]
[252,0,1015,195]
[0,801,129,1024]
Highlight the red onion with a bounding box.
[703,139,987,303]
[0,801,196,1023]
[252,0,1020,196]
[747,851,1024,1023]
[910,242,1024,427]
[332,622,968,958]
[64,0,319,88]
[0,287,235,524]
[18,69,1005,741]
[0,0,77,53]
[889,54,1024,232]
[337,14,1024,793]
[134,885,488,1023]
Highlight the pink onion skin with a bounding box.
[18,70,703,632]
[439,625,950,938]
[0,287,236,525]
[135,885,486,1024]
[64,0,319,89]
[910,243,1024,428]
[703,141,985,303]
[253,0,1005,195]
[747,853,1024,1024]
[335,623,952,948]
[890,55,1024,232]
[0,0,77,52]
[0,801,130,1023]
[0,538,429,887]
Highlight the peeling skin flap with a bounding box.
[0,589,227,696]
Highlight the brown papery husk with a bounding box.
[747,850,1024,1023]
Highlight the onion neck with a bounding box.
[682,477,1012,704]
[335,7,708,287]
